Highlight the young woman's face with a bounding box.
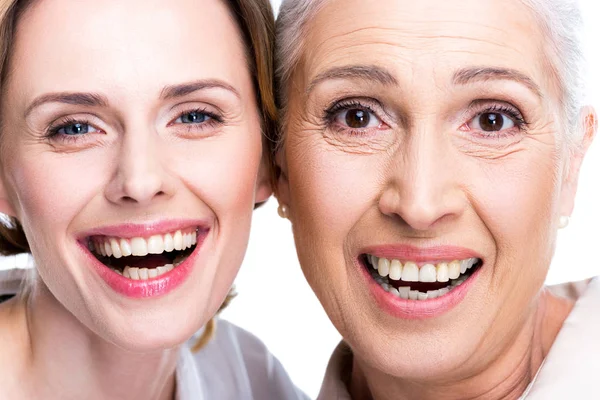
[0,0,270,350]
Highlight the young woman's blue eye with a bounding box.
[56,123,99,135]
[176,111,211,124]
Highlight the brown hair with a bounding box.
[0,0,277,351]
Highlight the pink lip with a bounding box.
[79,219,209,239]
[358,245,483,319]
[77,220,210,298]
[363,245,481,264]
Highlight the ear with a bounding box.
[254,155,274,205]
[559,106,597,217]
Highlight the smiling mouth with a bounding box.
[361,254,483,300]
[87,228,201,280]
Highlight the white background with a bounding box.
[0,1,598,398]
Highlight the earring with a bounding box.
[559,216,570,229]
[277,203,289,219]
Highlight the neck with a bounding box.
[349,291,574,400]
[1,281,180,400]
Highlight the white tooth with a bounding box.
[104,241,113,257]
[427,290,439,299]
[409,290,419,300]
[120,239,132,257]
[398,287,410,299]
[381,283,391,291]
[147,235,164,254]
[191,230,197,245]
[378,258,390,277]
[164,264,174,272]
[419,264,437,283]
[389,260,402,281]
[131,238,149,256]
[438,288,450,296]
[163,233,174,252]
[123,267,131,278]
[460,259,469,274]
[110,239,122,259]
[173,230,183,251]
[436,263,449,282]
[156,266,168,276]
[448,261,461,279]
[128,267,140,280]
[468,258,478,269]
[371,256,379,269]
[402,262,419,282]
[389,287,400,297]
[138,268,149,280]
[418,292,428,301]
[147,269,158,279]
[185,233,192,249]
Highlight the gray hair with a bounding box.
[275,0,586,149]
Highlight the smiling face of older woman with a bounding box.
[277,0,596,397]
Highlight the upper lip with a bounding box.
[77,219,210,240]
[361,244,482,263]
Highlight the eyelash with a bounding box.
[44,108,224,143]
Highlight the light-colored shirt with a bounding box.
[0,267,308,400]
[317,278,600,399]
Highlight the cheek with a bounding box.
[8,149,106,238]
[473,151,560,290]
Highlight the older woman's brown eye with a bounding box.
[346,109,370,128]
[334,108,381,130]
[470,111,516,133]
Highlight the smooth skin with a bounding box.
[0,0,270,399]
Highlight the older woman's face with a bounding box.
[280,0,588,379]
[0,0,269,350]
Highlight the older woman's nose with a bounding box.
[378,134,465,231]
[105,129,174,206]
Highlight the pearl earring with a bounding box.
[559,216,570,229]
[277,204,289,219]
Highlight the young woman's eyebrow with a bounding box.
[160,79,241,100]
[24,92,108,118]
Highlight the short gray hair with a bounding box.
[275,0,586,148]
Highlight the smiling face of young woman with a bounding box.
[278,0,594,388]
[0,0,270,351]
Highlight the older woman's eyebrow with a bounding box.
[25,92,108,118]
[452,67,543,98]
[160,79,241,100]
[306,65,399,95]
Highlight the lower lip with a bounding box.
[359,259,482,320]
[79,230,208,298]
